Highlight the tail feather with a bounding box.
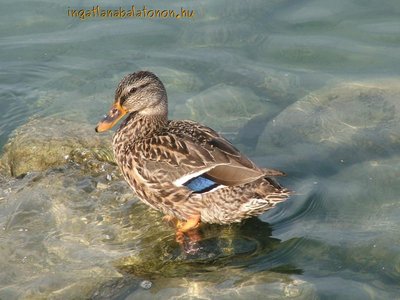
[264,176,284,190]
[262,168,286,177]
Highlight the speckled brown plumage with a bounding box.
[96,70,290,229]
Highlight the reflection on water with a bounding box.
[1,0,400,299]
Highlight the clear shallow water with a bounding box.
[1,0,400,299]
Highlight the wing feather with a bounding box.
[128,120,273,187]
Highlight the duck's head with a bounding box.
[95,71,167,132]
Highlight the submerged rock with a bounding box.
[0,162,159,299]
[211,60,305,105]
[118,272,315,300]
[142,66,204,94]
[256,80,400,170]
[0,161,307,299]
[186,83,273,136]
[0,117,114,177]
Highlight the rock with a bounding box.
[142,66,203,94]
[0,161,308,299]
[211,61,305,105]
[119,271,315,300]
[186,84,274,136]
[0,161,150,299]
[327,156,400,217]
[0,117,114,177]
[256,80,400,168]
[180,22,256,48]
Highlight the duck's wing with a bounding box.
[132,120,281,188]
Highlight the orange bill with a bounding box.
[95,102,127,132]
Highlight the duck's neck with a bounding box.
[113,112,168,145]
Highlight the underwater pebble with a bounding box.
[283,280,304,297]
[140,280,152,290]
[97,182,108,190]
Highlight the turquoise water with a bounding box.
[1,0,400,298]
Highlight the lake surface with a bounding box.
[1,0,400,299]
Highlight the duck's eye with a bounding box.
[129,87,137,94]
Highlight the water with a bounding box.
[1,0,400,298]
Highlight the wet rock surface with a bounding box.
[0,117,114,177]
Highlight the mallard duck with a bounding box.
[95,71,290,241]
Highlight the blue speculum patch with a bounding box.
[183,175,219,193]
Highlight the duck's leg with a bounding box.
[177,215,201,232]
[176,215,201,244]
